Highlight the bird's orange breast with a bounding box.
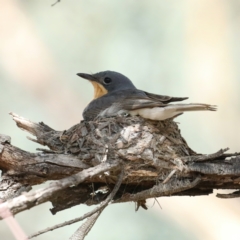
[90,81,108,99]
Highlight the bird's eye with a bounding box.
[103,77,112,85]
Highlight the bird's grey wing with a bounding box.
[117,98,167,110]
[144,91,188,103]
[97,98,166,118]
[83,90,188,120]
[117,90,188,110]
[84,91,165,119]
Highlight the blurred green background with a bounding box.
[0,0,240,239]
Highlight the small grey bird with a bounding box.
[77,71,216,121]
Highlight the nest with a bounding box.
[56,117,195,185]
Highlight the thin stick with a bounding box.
[183,148,230,162]
[51,0,60,7]
[69,210,103,240]
[217,190,240,199]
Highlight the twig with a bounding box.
[183,148,230,162]
[163,169,177,183]
[115,177,201,203]
[0,161,119,218]
[28,167,124,239]
[69,211,103,240]
[216,190,240,199]
[51,0,60,7]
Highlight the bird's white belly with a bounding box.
[129,107,181,121]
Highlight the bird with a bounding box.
[77,71,217,121]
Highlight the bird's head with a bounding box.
[77,70,136,99]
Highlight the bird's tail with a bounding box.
[129,103,217,121]
[169,103,217,112]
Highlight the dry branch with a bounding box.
[0,112,240,238]
[0,161,118,218]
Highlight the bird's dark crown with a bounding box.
[77,70,136,93]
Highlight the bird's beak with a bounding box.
[76,73,108,99]
[76,73,96,81]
